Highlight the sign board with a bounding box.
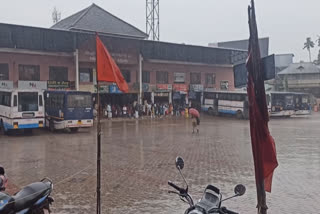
[154,92,169,97]
[156,84,172,91]
[174,73,185,83]
[109,85,122,93]
[190,84,204,92]
[18,81,47,90]
[80,51,137,64]
[94,85,109,93]
[131,83,150,92]
[204,88,217,92]
[234,54,276,88]
[143,83,149,92]
[0,81,13,89]
[47,81,70,89]
[173,84,188,93]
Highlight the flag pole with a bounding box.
[248,1,269,213]
[96,34,102,214]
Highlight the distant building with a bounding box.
[0,3,247,107]
[277,62,320,97]
[209,37,269,58]
[275,54,294,74]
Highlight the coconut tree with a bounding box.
[303,37,315,62]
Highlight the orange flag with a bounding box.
[96,34,129,93]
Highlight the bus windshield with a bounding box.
[18,92,38,112]
[302,96,309,103]
[67,94,91,108]
[285,95,294,106]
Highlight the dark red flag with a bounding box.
[96,34,129,93]
[246,1,278,193]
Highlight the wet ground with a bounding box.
[1,114,320,213]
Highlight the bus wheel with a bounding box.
[236,111,243,119]
[208,108,214,115]
[0,121,8,135]
[70,128,79,133]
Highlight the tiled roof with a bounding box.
[51,3,147,39]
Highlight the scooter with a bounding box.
[0,166,54,214]
[168,157,246,214]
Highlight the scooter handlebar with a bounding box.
[168,181,183,193]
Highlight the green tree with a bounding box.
[52,7,61,24]
[303,37,315,62]
[315,36,320,64]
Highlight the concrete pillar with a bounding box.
[151,92,155,103]
[139,54,143,104]
[169,91,172,104]
[74,49,79,91]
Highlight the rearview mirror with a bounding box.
[234,184,246,196]
[175,156,184,170]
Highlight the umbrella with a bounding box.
[189,108,200,118]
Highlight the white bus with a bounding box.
[202,91,296,119]
[202,91,249,119]
[0,89,45,134]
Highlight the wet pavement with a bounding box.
[1,114,320,213]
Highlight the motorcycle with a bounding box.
[0,166,54,214]
[168,157,246,214]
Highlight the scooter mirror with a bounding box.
[175,157,184,170]
[234,184,246,196]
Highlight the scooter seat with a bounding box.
[13,182,50,211]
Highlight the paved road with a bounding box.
[1,114,319,213]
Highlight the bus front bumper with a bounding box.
[65,120,93,128]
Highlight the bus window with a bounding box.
[285,95,294,106]
[302,96,308,103]
[39,95,43,106]
[14,95,17,107]
[0,92,11,107]
[18,92,38,112]
[67,94,91,108]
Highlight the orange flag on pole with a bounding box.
[96,34,129,93]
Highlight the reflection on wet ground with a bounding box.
[1,114,319,213]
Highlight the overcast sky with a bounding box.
[1,0,319,62]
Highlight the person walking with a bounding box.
[192,115,200,134]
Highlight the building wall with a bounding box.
[143,61,235,90]
[0,52,75,84]
[281,73,320,97]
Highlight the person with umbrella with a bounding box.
[189,108,200,134]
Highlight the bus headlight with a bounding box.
[13,122,18,129]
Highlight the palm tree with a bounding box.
[303,37,315,62]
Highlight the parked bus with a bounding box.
[44,90,93,132]
[293,92,311,115]
[202,91,296,119]
[202,91,249,119]
[269,92,295,117]
[0,89,45,134]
